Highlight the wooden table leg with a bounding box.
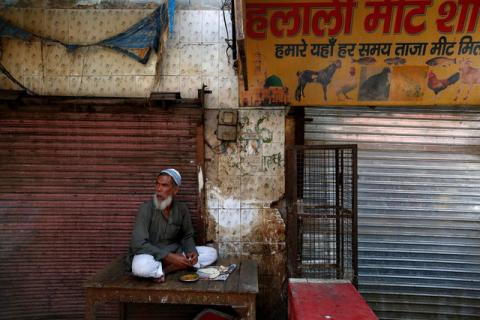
[246,296,256,320]
[84,292,96,320]
[118,302,126,320]
[232,295,256,320]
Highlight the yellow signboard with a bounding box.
[240,0,480,106]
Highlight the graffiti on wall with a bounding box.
[239,114,284,174]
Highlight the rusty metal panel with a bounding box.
[285,147,299,278]
[305,107,480,320]
[0,104,203,319]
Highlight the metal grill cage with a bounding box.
[287,145,358,285]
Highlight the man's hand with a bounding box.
[185,251,199,266]
[163,253,191,268]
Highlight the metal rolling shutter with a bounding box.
[0,103,203,319]
[305,107,480,320]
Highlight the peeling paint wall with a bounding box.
[158,2,238,106]
[0,1,165,9]
[0,0,238,108]
[205,108,287,319]
[0,7,158,96]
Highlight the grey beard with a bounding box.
[153,194,172,210]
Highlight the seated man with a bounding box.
[127,168,217,282]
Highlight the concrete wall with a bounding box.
[0,6,157,96]
[0,0,237,106]
[204,107,287,318]
[0,0,287,318]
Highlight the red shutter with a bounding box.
[0,102,204,319]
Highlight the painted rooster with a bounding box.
[427,71,460,95]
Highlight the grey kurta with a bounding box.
[128,198,197,263]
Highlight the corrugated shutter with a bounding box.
[0,103,204,319]
[304,107,480,320]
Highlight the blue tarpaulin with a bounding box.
[0,3,169,64]
[168,0,175,33]
[0,18,35,41]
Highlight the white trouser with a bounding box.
[131,246,218,279]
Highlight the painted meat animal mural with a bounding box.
[358,67,391,101]
[455,58,480,101]
[427,71,460,95]
[426,57,456,67]
[295,60,342,101]
[336,67,357,100]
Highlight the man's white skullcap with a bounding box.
[160,168,181,186]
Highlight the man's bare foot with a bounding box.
[152,275,165,283]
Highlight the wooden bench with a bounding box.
[84,256,258,320]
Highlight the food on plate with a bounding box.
[179,273,199,282]
[218,265,229,273]
[197,267,221,279]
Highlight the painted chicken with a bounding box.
[427,71,460,95]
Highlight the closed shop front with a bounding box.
[0,100,204,319]
[305,107,480,319]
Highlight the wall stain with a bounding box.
[206,109,286,319]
